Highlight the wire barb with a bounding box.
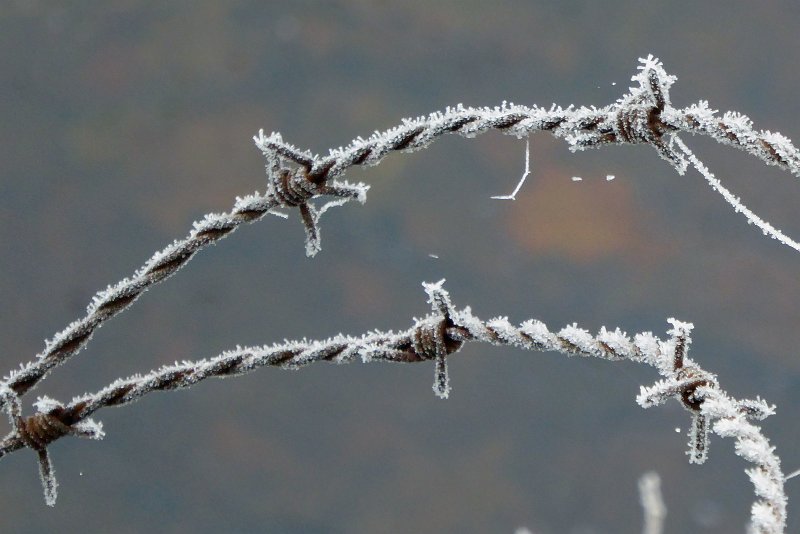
[255,129,369,257]
[418,279,464,398]
[1,393,104,506]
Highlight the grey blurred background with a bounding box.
[2,2,800,533]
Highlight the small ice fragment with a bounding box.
[612,82,617,86]
[675,427,681,433]
[428,254,439,259]
[492,139,530,200]
[571,176,582,182]
[606,175,615,181]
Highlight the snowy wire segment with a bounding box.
[3,55,799,419]
[0,281,786,532]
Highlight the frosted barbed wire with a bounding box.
[0,56,795,530]
[0,282,785,532]
[7,55,800,417]
[259,55,800,257]
[662,102,800,178]
[0,160,367,412]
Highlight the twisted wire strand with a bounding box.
[0,57,795,529]
[7,55,799,415]
[0,282,785,531]
[0,170,365,409]
[0,194,280,402]
[663,102,800,178]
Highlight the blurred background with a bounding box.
[2,1,800,533]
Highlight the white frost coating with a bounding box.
[558,324,598,356]
[636,378,681,408]
[39,454,58,507]
[303,97,617,181]
[687,413,709,464]
[519,319,556,348]
[666,317,694,338]
[235,193,288,219]
[752,502,783,534]
[632,332,661,364]
[487,316,523,346]
[422,278,452,316]
[253,130,315,163]
[664,99,800,180]
[693,389,787,532]
[452,307,492,342]
[596,327,633,359]
[71,418,105,440]
[4,58,796,527]
[32,396,62,414]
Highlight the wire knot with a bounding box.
[416,280,466,399]
[613,103,663,145]
[612,56,674,145]
[254,130,369,257]
[412,317,463,361]
[17,413,72,451]
[269,167,318,208]
[3,395,105,506]
[675,368,715,413]
[607,56,687,173]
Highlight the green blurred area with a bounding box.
[1,2,800,533]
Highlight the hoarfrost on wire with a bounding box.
[2,55,797,532]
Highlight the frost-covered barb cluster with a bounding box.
[0,56,796,531]
[635,320,785,533]
[0,281,787,532]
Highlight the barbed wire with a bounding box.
[0,281,785,531]
[5,55,799,416]
[1,55,796,532]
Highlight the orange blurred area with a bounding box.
[506,165,656,263]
